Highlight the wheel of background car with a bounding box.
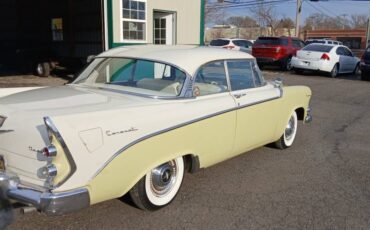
[129,156,185,211]
[36,62,50,77]
[274,111,298,149]
[281,56,292,71]
[330,64,339,78]
[353,64,360,75]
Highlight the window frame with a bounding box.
[120,0,148,43]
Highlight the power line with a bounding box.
[206,0,294,9]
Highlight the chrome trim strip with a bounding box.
[43,117,77,189]
[91,94,282,180]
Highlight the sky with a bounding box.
[208,0,370,26]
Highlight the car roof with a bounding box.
[98,45,254,75]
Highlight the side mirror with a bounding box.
[274,78,283,89]
[86,55,95,64]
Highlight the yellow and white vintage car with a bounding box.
[0,46,312,214]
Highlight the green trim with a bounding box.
[112,43,146,48]
[107,0,114,49]
[200,0,205,45]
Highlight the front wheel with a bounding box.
[129,156,185,211]
[274,111,298,149]
[353,64,360,76]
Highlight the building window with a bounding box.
[122,0,146,42]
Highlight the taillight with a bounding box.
[223,45,235,49]
[321,53,330,61]
[42,145,57,157]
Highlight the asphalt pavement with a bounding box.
[3,70,370,230]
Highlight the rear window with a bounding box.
[303,44,333,52]
[306,40,325,45]
[255,37,288,46]
[233,40,253,47]
[210,39,230,46]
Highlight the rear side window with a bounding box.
[255,37,288,46]
[303,44,333,52]
[195,61,229,96]
[227,60,255,91]
[210,39,230,46]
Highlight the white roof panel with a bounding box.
[97,45,254,75]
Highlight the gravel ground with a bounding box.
[2,70,370,230]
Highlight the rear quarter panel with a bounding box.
[272,85,312,141]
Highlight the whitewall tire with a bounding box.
[275,111,298,149]
[129,156,185,210]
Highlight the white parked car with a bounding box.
[291,44,360,77]
[0,45,312,215]
[209,38,254,54]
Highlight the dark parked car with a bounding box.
[252,36,305,70]
[360,46,370,81]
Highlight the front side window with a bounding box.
[122,0,146,41]
[194,61,228,96]
[227,60,255,91]
[74,58,186,97]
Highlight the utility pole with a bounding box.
[295,0,302,37]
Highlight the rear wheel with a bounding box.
[330,64,339,78]
[274,111,298,149]
[129,156,185,211]
[36,62,50,77]
[281,56,292,71]
[353,64,360,76]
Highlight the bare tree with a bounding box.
[303,13,366,30]
[249,0,280,36]
[205,0,228,25]
[278,17,295,36]
[226,16,258,28]
[350,14,368,29]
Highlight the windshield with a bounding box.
[74,58,187,97]
[303,44,334,52]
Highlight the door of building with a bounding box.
[153,11,175,45]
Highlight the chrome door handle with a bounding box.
[234,93,246,99]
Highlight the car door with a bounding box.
[343,47,358,72]
[336,47,352,72]
[191,60,237,166]
[226,60,281,155]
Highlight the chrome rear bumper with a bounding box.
[305,107,312,123]
[0,173,89,215]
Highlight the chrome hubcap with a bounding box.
[37,64,43,74]
[149,160,177,197]
[285,116,295,140]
